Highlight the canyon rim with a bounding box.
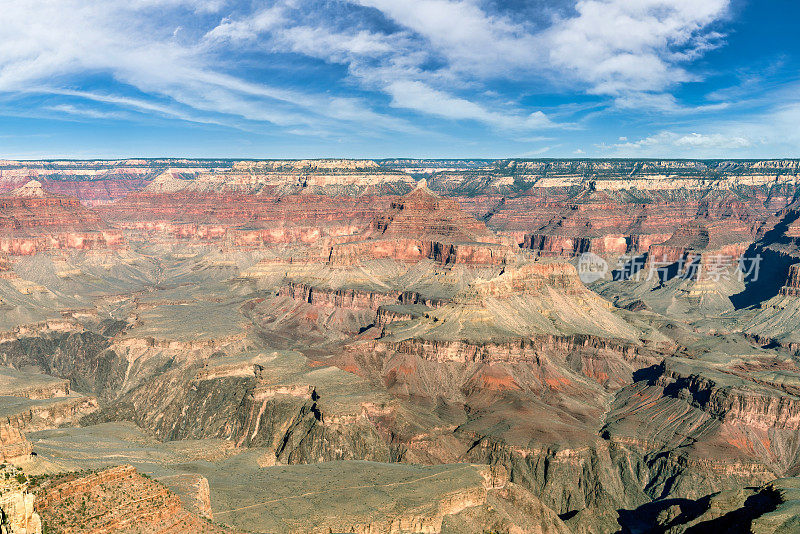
[2,0,800,532]
[1,159,800,533]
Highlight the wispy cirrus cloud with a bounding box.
[385,80,555,130]
[2,0,793,158]
[0,0,416,136]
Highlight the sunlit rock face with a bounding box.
[33,465,231,533]
[329,180,511,266]
[0,181,121,255]
[0,464,41,534]
[3,158,800,533]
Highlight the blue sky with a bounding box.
[0,0,798,159]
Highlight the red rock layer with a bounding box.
[0,159,231,205]
[497,189,782,257]
[0,231,123,256]
[0,195,101,231]
[19,178,148,206]
[328,238,508,266]
[0,182,121,255]
[35,465,234,533]
[328,182,509,265]
[103,192,392,244]
[644,222,751,282]
[368,183,498,243]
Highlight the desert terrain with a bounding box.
[2,158,800,533]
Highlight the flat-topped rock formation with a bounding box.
[0,367,70,400]
[0,159,231,205]
[0,181,101,231]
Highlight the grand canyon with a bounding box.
[0,158,798,533]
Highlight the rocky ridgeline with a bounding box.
[0,159,230,205]
[106,192,391,246]
[2,397,98,435]
[5,158,798,261]
[329,181,510,266]
[279,282,441,312]
[498,158,800,179]
[34,465,233,533]
[0,373,70,401]
[377,333,643,368]
[468,262,587,297]
[0,366,98,465]
[654,359,800,433]
[158,474,214,522]
[512,187,780,258]
[140,159,412,197]
[310,482,573,534]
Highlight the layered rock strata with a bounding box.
[34,466,233,533]
[0,181,120,255]
[328,180,510,266]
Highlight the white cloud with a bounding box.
[351,0,729,99]
[673,132,751,149]
[612,92,730,113]
[46,104,128,120]
[0,0,415,135]
[544,0,729,95]
[0,0,744,141]
[608,131,752,155]
[203,7,285,43]
[385,80,554,130]
[197,2,558,131]
[603,97,800,158]
[353,0,538,77]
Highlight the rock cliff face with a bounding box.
[0,159,231,205]
[329,181,510,265]
[0,464,41,534]
[7,157,790,261]
[779,264,800,296]
[3,158,800,532]
[1,181,102,230]
[0,181,120,255]
[0,424,32,463]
